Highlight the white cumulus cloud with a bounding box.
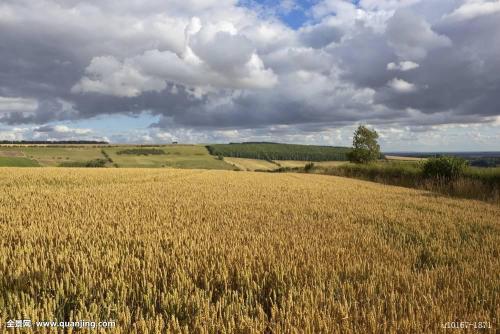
[444,0,500,22]
[387,61,420,71]
[388,78,417,93]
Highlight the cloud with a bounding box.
[0,97,38,112]
[387,61,419,71]
[298,22,344,49]
[0,127,29,141]
[386,9,452,60]
[35,125,92,135]
[387,78,417,93]
[444,0,500,22]
[359,0,422,10]
[72,56,167,97]
[0,0,499,149]
[73,18,277,97]
[311,0,358,20]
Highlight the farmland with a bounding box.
[224,157,280,171]
[0,156,40,167]
[276,160,348,169]
[103,145,234,169]
[0,146,104,167]
[0,168,498,333]
[0,145,235,170]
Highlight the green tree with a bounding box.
[347,125,380,164]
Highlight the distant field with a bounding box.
[0,145,235,169]
[207,143,351,161]
[224,158,347,171]
[385,155,426,161]
[104,145,234,169]
[225,157,279,171]
[0,146,104,166]
[0,156,40,167]
[0,150,25,157]
[1,169,498,332]
[276,160,348,168]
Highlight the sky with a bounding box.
[0,0,499,151]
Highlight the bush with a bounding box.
[117,149,165,155]
[101,149,113,163]
[304,162,315,172]
[59,159,107,168]
[421,157,468,180]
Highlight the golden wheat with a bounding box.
[0,168,498,333]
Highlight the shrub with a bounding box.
[117,149,165,155]
[422,157,468,180]
[101,149,113,163]
[304,162,315,173]
[59,159,107,168]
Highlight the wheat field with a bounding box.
[0,168,498,333]
[224,158,279,171]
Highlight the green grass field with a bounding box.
[0,146,104,166]
[0,156,40,167]
[103,145,234,169]
[0,145,235,169]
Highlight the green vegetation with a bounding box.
[101,149,117,167]
[0,146,105,167]
[117,148,166,155]
[59,159,107,168]
[304,162,315,172]
[105,145,234,169]
[301,160,500,204]
[0,145,234,169]
[207,142,350,161]
[0,157,40,167]
[422,156,468,179]
[347,125,381,163]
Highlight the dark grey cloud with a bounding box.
[299,23,344,49]
[0,0,499,139]
[374,9,500,120]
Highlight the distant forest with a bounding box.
[207,143,351,161]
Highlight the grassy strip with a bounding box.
[58,159,107,168]
[101,149,118,168]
